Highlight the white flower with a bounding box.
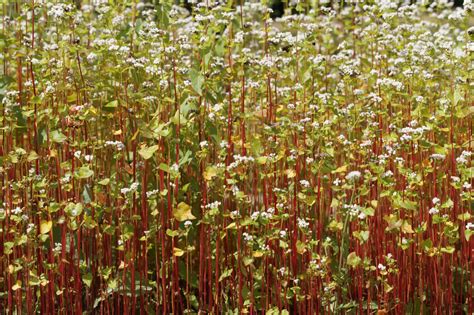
[383,170,393,178]
[53,242,62,253]
[84,155,94,162]
[456,150,472,165]
[377,263,386,271]
[121,182,139,195]
[432,197,440,205]
[466,222,474,230]
[242,232,253,242]
[297,218,309,229]
[299,180,310,188]
[170,163,179,172]
[205,201,221,209]
[251,211,260,220]
[87,52,97,63]
[429,207,439,215]
[105,140,125,151]
[220,140,229,149]
[346,171,361,181]
[27,223,35,233]
[12,207,22,215]
[184,220,192,228]
[74,150,82,159]
[430,154,445,161]
[463,182,472,190]
[146,189,160,198]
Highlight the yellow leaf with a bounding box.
[119,261,126,269]
[332,164,348,174]
[173,202,196,222]
[286,169,296,178]
[370,200,378,208]
[27,150,39,162]
[40,220,52,234]
[138,144,159,160]
[131,130,140,141]
[12,280,22,291]
[253,251,264,258]
[401,221,414,234]
[256,156,267,165]
[203,166,217,181]
[173,247,185,257]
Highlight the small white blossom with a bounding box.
[346,171,361,181]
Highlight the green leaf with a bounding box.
[361,207,375,217]
[218,268,233,282]
[65,202,83,217]
[189,69,204,95]
[465,229,472,241]
[138,144,159,160]
[27,150,39,162]
[75,166,94,179]
[158,163,170,173]
[173,202,196,221]
[440,246,455,254]
[421,239,433,252]
[98,178,110,185]
[108,279,118,290]
[83,273,93,288]
[82,185,92,203]
[347,252,361,268]
[51,130,67,143]
[360,230,370,242]
[453,88,463,106]
[166,229,179,237]
[441,199,453,209]
[256,156,267,165]
[105,100,118,109]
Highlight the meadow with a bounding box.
[0,0,473,314]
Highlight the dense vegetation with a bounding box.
[0,0,473,314]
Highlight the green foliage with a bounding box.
[0,1,472,314]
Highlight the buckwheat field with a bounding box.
[0,0,473,314]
